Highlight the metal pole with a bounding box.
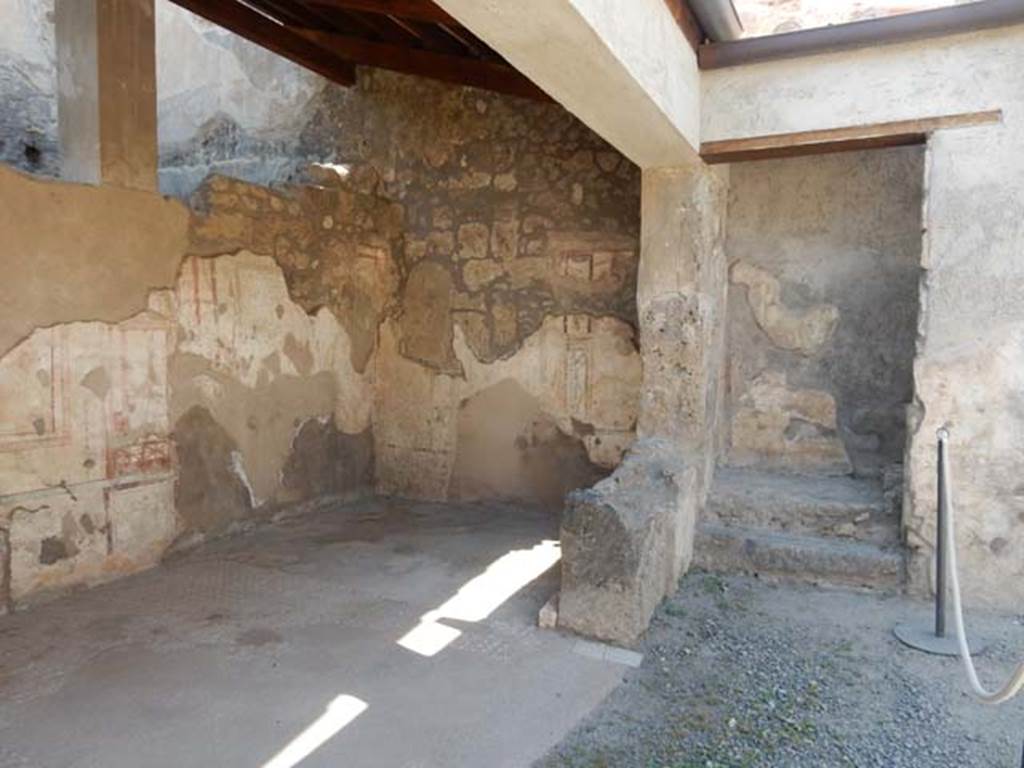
[893,426,986,655]
[936,429,948,638]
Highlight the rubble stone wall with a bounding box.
[0,59,640,610]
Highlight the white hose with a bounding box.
[941,428,1024,704]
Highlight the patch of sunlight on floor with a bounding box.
[261,695,368,768]
[398,539,561,657]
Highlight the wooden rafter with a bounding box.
[305,0,456,24]
[168,0,548,100]
[293,27,551,100]
[169,0,356,85]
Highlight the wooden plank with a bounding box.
[701,110,1003,164]
[168,0,356,85]
[292,27,551,100]
[304,0,456,24]
[662,0,704,52]
[331,8,426,46]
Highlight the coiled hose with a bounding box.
[942,428,1024,704]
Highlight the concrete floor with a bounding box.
[0,498,629,768]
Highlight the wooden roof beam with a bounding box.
[305,0,456,25]
[168,0,356,85]
[292,26,550,100]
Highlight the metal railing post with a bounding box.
[936,428,948,638]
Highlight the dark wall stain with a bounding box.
[449,378,608,507]
[39,536,70,565]
[282,418,374,499]
[172,405,252,533]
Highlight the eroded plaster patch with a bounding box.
[730,370,851,474]
[374,314,641,502]
[169,251,374,512]
[730,261,839,355]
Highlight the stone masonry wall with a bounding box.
[0,64,640,610]
[317,70,641,501]
[723,147,923,478]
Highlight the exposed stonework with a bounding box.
[558,165,729,646]
[299,68,641,368]
[179,71,644,506]
[560,439,694,645]
[0,58,642,608]
[188,174,402,375]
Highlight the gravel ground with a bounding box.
[538,573,1024,768]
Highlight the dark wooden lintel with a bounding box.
[701,110,1003,164]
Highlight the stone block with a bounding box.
[558,438,696,646]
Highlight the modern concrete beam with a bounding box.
[701,25,1020,142]
[432,0,701,168]
[55,0,158,191]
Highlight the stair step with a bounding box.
[707,467,897,546]
[694,522,905,591]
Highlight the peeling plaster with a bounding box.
[730,261,838,355]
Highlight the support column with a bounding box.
[55,0,158,191]
[558,164,729,645]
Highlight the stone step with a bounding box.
[694,522,905,591]
[706,467,898,546]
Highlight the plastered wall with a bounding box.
[723,148,923,478]
[0,63,640,609]
[0,168,377,609]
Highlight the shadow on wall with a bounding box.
[450,379,608,507]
